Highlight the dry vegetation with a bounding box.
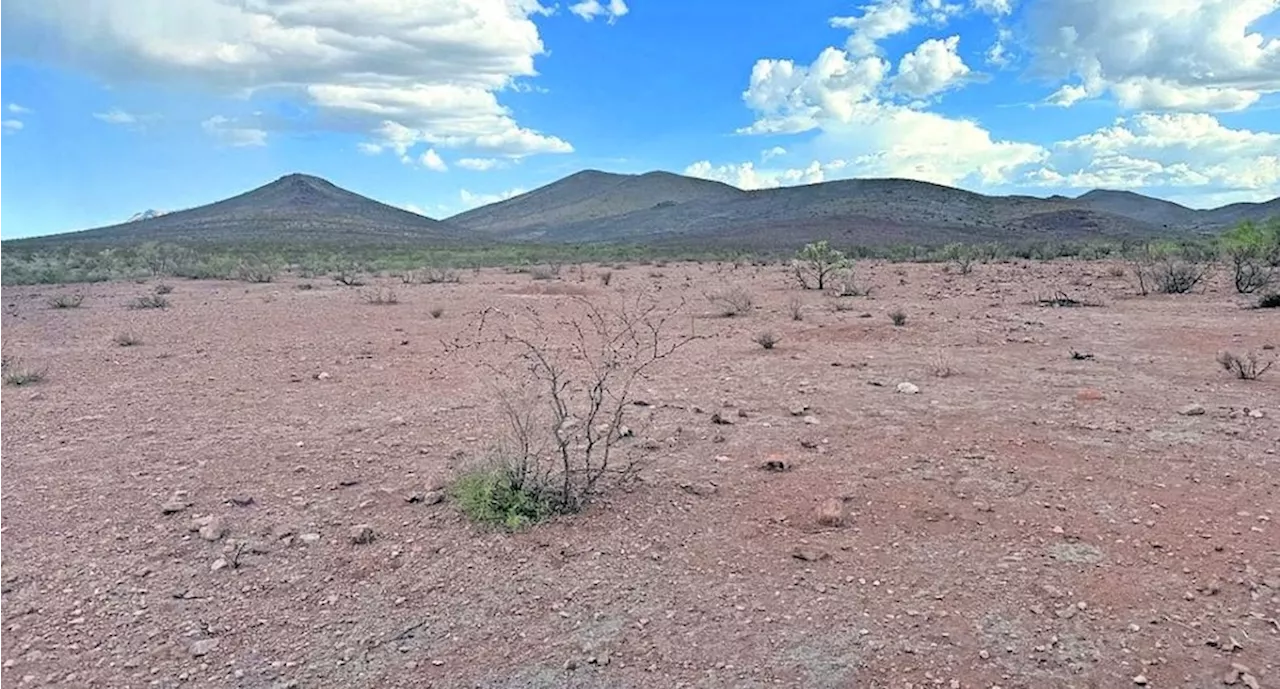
[1,250,1277,689]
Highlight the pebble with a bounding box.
[816,497,845,527]
[349,524,376,545]
[199,518,228,542]
[161,500,191,515]
[299,533,321,545]
[896,382,920,395]
[802,415,820,425]
[1132,674,1148,685]
[188,639,219,657]
[210,558,228,572]
[1179,404,1206,416]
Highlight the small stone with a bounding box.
[564,659,578,671]
[1247,409,1264,418]
[710,412,733,425]
[226,495,255,507]
[760,458,791,472]
[210,558,228,572]
[315,372,331,380]
[1132,674,1148,685]
[1076,387,1105,402]
[349,524,376,545]
[161,500,191,515]
[198,518,228,542]
[1178,404,1206,416]
[679,481,717,497]
[789,405,809,416]
[816,497,845,527]
[978,650,990,660]
[188,638,219,657]
[299,533,321,545]
[791,548,830,562]
[617,425,634,438]
[802,415,820,425]
[896,382,920,395]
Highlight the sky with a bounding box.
[2,0,1279,239]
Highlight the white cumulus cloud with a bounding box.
[419,148,448,171]
[568,0,629,23]
[0,0,584,159]
[457,157,506,171]
[684,160,830,190]
[891,35,971,97]
[459,187,527,210]
[1028,0,1280,111]
[8,103,32,114]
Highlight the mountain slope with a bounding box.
[17,173,463,246]
[447,169,746,237]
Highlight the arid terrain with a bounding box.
[1,260,1277,689]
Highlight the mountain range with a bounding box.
[9,170,1278,250]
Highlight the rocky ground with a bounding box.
[1,260,1277,689]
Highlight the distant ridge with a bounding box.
[14,173,464,246]
[7,170,1277,250]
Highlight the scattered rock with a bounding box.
[816,497,845,527]
[760,458,791,472]
[710,412,733,425]
[315,372,331,380]
[1224,663,1260,688]
[406,491,445,506]
[1247,408,1264,418]
[896,382,920,395]
[226,495,255,507]
[1132,674,1148,686]
[210,558,228,572]
[1178,404,1206,416]
[198,518,228,542]
[678,481,718,497]
[188,638,219,657]
[299,533,321,546]
[617,425,634,438]
[802,415,820,425]
[789,405,809,416]
[349,524,376,545]
[1076,387,1105,402]
[161,499,191,515]
[791,547,830,562]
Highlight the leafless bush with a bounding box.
[113,332,142,347]
[233,261,276,283]
[447,296,700,517]
[333,269,366,287]
[888,308,908,326]
[753,331,781,349]
[829,269,872,297]
[707,287,754,317]
[360,287,399,305]
[129,294,170,310]
[3,359,45,386]
[929,351,955,377]
[530,265,560,281]
[599,270,613,287]
[154,283,174,295]
[1152,258,1213,294]
[787,297,804,321]
[1229,253,1273,294]
[48,293,84,309]
[430,306,444,319]
[1216,350,1273,380]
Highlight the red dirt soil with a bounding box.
[2,260,1278,689]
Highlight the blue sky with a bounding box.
[3,0,1279,239]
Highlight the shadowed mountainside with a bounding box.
[9,173,464,246]
[8,170,1277,250]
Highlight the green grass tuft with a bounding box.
[449,465,551,531]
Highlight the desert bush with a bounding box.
[707,287,754,317]
[113,332,142,347]
[333,268,366,286]
[360,287,399,305]
[942,243,975,275]
[405,266,461,285]
[48,293,84,309]
[233,260,276,283]
[929,351,955,377]
[154,283,174,295]
[1257,293,1280,309]
[296,282,314,290]
[529,265,559,281]
[787,297,804,321]
[1229,254,1274,294]
[793,241,849,290]
[447,296,698,520]
[1220,220,1279,293]
[450,460,552,530]
[430,306,444,319]
[1152,258,1212,294]
[3,360,45,386]
[1128,244,1213,295]
[599,270,613,286]
[888,308,908,326]
[829,269,872,297]
[129,294,170,309]
[753,331,780,350]
[1216,350,1273,380]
